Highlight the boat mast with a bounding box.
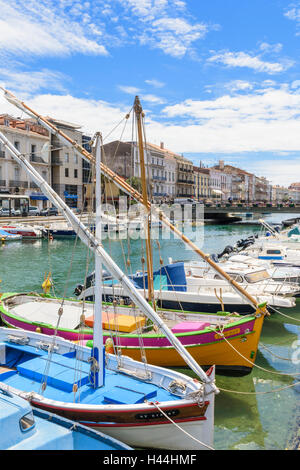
[92,132,104,387]
[134,96,155,309]
[1,87,264,313]
[0,129,218,393]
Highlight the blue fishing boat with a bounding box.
[0,384,132,450]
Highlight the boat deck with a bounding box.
[0,341,179,405]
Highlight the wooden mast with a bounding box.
[2,88,266,313]
[133,96,155,309]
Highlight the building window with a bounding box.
[14,167,20,181]
[42,171,47,181]
[65,168,69,177]
[14,141,20,150]
[65,153,69,163]
[30,144,36,161]
[74,154,78,164]
[74,169,78,178]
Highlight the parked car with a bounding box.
[0,208,15,216]
[40,207,58,216]
[28,206,40,216]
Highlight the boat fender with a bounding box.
[105,338,114,354]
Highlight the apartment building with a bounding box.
[0,114,51,210]
[254,176,272,202]
[272,185,288,203]
[174,154,194,198]
[288,183,300,203]
[211,161,256,202]
[164,154,177,198]
[193,166,210,200]
[47,117,84,209]
[102,140,182,201]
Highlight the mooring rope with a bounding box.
[147,401,215,450]
[212,329,300,377]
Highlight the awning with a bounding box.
[64,191,78,199]
[211,189,223,195]
[30,193,48,201]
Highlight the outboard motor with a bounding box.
[217,245,234,259]
[238,240,254,251]
[209,253,219,263]
[74,284,83,296]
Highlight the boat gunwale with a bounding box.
[0,292,259,340]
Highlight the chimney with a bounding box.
[160,142,164,149]
[219,160,224,170]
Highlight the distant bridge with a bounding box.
[201,204,300,214]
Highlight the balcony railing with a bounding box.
[178,167,193,173]
[9,180,28,188]
[152,175,167,181]
[51,157,63,165]
[30,155,47,164]
[177,179,194,184]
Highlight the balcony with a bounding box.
[178,167,193,173]
[9,180,28,188]
[152,175,167,181]
[51,157,63,165]
[30,155,47,164]
[177,179,194,185]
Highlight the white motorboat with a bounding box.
[0,224,43,239]
[75,261,296,314]
[181,259,300,297]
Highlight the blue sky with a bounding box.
[1,0,300,185]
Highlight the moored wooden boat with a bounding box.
[0,292,266,374]
[0,327,216,450]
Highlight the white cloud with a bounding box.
[246,158,300,186]
[141,94,166,104]
[0,68,67,95]
[120,0,212,58]
[284,6,300,21]
[225,80,254,92]
[259,42,283,53]
[145,79,165,88]
[0,0,108,58]
[140,17,208,58]
[118,85,141,95]
[208,51,293,74]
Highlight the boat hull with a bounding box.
[0,328,215,450]
[0,293,264,373]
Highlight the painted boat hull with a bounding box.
[0,293,265,374]
[79,286,294,314]
[0,328,215,450]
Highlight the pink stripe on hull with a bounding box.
[2,313,255,348]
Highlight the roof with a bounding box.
[212,163,254,177]
[45,116,81,130]
[145,142,193,164]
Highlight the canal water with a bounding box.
[0,212,299,450]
